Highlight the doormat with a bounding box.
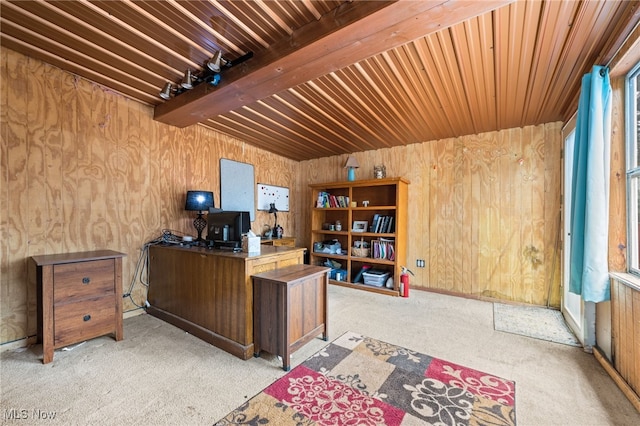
[494,303,581,347]
[215,331,516,425]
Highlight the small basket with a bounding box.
[351,246,370,258]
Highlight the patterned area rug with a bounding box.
[215,331,516,425]
[493,303,581,347]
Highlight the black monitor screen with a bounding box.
[207,211,250,243]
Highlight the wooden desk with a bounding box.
[30,250,126,364]
[253,264,329,370]
[147,244,305,359]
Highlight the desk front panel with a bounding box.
[148,245,305,349]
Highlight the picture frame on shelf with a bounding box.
[352,220,368,232]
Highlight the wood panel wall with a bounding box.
[610,277,640,404]
[1,47,564,347]
[298,122,563,307]
[0,49,298,344]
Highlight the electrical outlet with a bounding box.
[416,259,426,268]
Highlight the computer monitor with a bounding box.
[207,210,250,247]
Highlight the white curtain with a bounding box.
[569,65,611,303]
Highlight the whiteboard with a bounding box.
[257,183,289,211]
[220,159,255,220]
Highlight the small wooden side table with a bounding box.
[30,250,126,364]
[252,264,329,371]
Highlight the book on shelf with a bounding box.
[379,216,393,233]
[316,191,349,208]
[371,214,380,233]
[375,215,383,233]
[381,216,390,233]
[371,215,395,233]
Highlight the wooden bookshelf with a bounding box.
[309,177,409,296]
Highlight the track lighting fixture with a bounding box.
[159,82,173,100]
[181,69,196,89]
[157,50,254,101]
[206,50,228,73]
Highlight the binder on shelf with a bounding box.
[386,216,394,233]
[374,215,384,233]
[371,215,395,233]
[371,214,380,233]
[381,216,390,233]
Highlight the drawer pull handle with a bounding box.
[82,277,91,284]
[83,314,91,322]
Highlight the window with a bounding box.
[626,62,640,274]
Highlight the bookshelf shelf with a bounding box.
[309,177,409,296]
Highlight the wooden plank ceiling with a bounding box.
[2,0,639,161]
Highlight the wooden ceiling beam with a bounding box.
[154,0,513,128]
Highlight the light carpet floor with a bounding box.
[493,303,581,347]
[1,286,638,425]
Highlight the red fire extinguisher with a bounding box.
[400,266,414,298]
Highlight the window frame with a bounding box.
[625,61,640,275]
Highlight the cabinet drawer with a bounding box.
[53,259,115,303]
[54,297,116,347]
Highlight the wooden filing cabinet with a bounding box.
[252,264,329,371]
[30,250,126,364]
